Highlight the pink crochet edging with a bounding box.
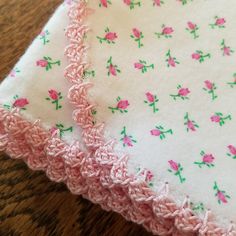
[64,1,236,236]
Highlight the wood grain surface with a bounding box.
[0,1,153,235]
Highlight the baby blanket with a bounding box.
[0,0,236,235]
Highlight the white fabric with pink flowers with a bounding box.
[86,0,236,227]
[0,2,83,144]
[0,0,236,229]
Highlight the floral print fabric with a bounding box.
[0,0,236,230]
[0,2,81,143]
[86,0,236,227]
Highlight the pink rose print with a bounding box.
[123,0,141,10]
[192,50,211,63]
[9,67,20,77]
[213,182,230,204]
[97,27,118,44]
[177,0,193,5]
[210,112,232,126]
[166,49,179,67]
[99,0,111,8]
[210,16,226,29]
[227,145,236,159]
[134,60,154,73]
[3,95,29,111]
[108,96,129,114]
[155,25,174,39]
[203,80,217,100]
[130,28,144,48]
[150,125,173,140]
[106,56,121,77]
[186,21,199,39]
[227,73,236,88]
[13,98,29,108]
[45,89,63,110]
[136,167,154,187]
[168,160,186,183]
[36,56,60,71]
[220,39,234,56]
[83,70,95,79]
[184,112,199,132]
[39,30,50,45]
[49,126,59,135]
[194,150,215,168]
[55,123,73,138]
[170,85,190,100]
[120,126,137,147]
[153,0,164,7]
[144,92,159,113]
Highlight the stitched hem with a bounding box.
[63,1,236,235]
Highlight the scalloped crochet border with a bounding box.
[63,1,236,235]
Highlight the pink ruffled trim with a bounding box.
[63,1,236,236]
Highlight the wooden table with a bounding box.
[0,1,152,235]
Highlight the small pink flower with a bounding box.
[48,89,59,100]
[146,170,154,182]
[168,160,179,171]
[134,62,144,69]
[216,18,225,26]
[205,80,213,90]
[211,115,221,123]
[187,21,196,30]
[217,191,228,203]
[162,27,174,35]
[178,88,190,96]
[150,129,161,136]
[50,126,59,135]
[228,145,236,155]
[223,47,231,56]
[153,0,161,6]
[123,136,133,146]
[192,53,201,60]
[123,0,131,5]
[36,59,48,67]
[13,98,29,108]
[203,154,215,163]
[146,92,155,103]
[100,0,108,7]
[117,100,129,109]
[109,64,117,76]
[187,120,196,131]
[168,57,176,67]
[132,28,141,38]
[105,32,117,41]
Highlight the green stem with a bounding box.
[138,38,141,48]
[211,89,217,100]
[194,161,204,168]
[152,103,158,113]
[49,61,60,66]
[170,94,179,100]
[55,100,59,110]
[192,30,198,39]
[96,36,106,43]
[223,115,231,121]
[203,53,211,58]
[108,107,118,113]
[176,171,185,183]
